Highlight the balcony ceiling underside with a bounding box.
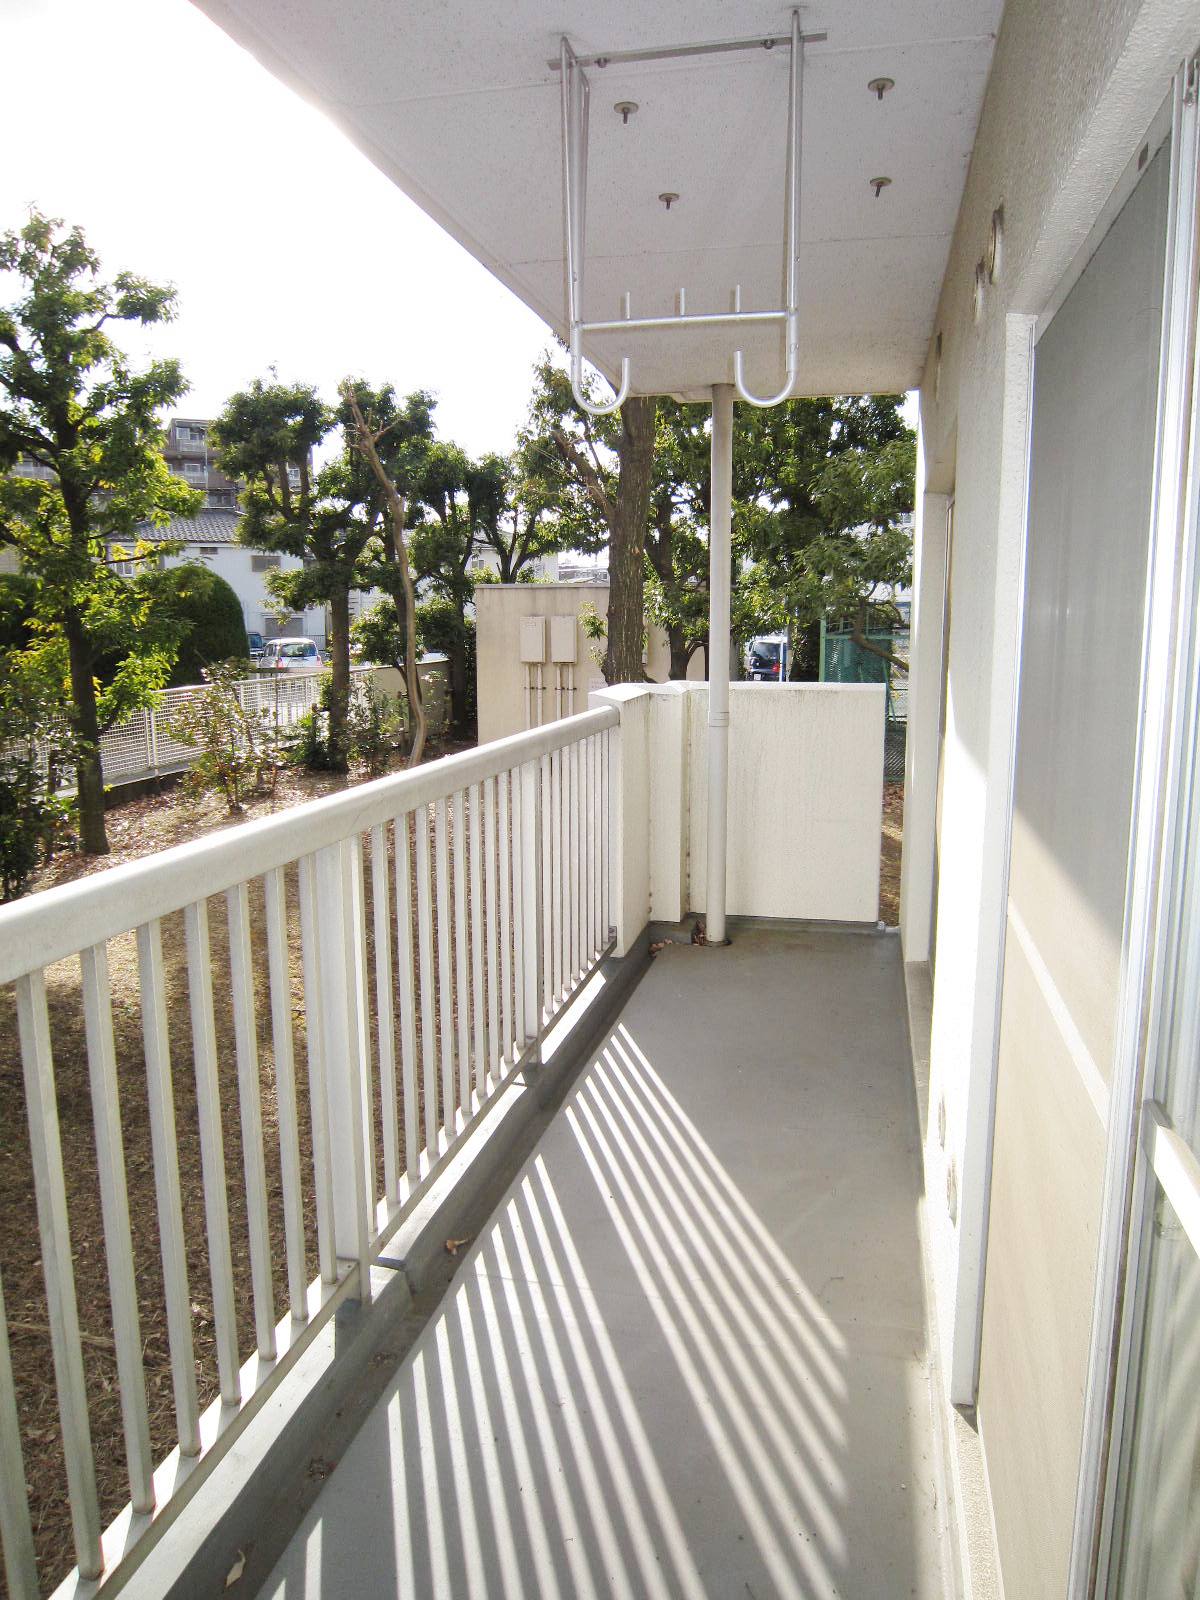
[194,0,1002,399]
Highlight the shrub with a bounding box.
[347,675,398,775]
[292,671,399,774]
[139,563,250,686]
[170,659,279,812]
[0,645,73,900]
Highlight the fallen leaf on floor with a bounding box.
[445,1237,471,1257]
[225,1551,245,1587]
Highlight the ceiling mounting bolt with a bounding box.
[614,100,638,124]
[659,191,680,211]
[595,55,609,68]
[763,37,776,49]
[868,76,895,100]
[869,176,892,198]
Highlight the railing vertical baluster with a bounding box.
[14,970,102,1579]
[580,738,590,969]
[511,766,526,1051]
[263,869,308,1319]
[184,900,241,1403]
[298,855,337,1284]
[541,754,553,1023]
[452,791,471,1116]
[80,942,154,1512]
[350,838,378,1208]
[589,734,599,956]
[585,736,596,962]
[434,798,456,1130]
[414,807,439,1154]
[569,737,580,982]
[369,826,400,1202]
[594,734,603,953]
[520,759,543,1062]
[469,783,486,1099]
[603,725,614,938]
[552,747,564,1002]
[226,883,278,1359]
[498,771,514,1061]
[0,1267,38,1600]
[313,841,372,1298]
[393,815,420,1179]
[484,776,501,1080]
[136,919,200,1454]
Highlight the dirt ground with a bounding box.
[880,782,904,926]
[0,744,467,1597]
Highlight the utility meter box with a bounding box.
[519,615,547,664]
[550,614,578,664]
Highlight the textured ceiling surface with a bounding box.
[195,1,1003,397]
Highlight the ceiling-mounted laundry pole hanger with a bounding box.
[557,11,823,415]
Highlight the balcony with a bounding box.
[0,684,944,1600]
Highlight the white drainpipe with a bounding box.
[706,382,734,944]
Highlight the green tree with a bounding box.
[0,213,200,852]
[640,395,914,681]
[735,396,915,673]
[139,562,248,685]
[341,381,439,763]
[471,446,570,583]
[211,376,418,771]
[524,353,656,684]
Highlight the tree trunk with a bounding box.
[449,602,471,738]
[604,397,657,685]
[327,587,352,772]
[668,626,692,681]
[66,618,108,855]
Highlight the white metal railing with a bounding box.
[0,706,617,1598]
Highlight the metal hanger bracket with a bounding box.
[560,11,810,414]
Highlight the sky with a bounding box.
[0,0,555,459]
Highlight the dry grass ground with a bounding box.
[880,782,904,926]
[0,745,467,1598]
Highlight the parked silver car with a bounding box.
[259,637,324,672]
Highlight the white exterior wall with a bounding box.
[160,543,325,642]
[903,0,1200,1592]
[475,582,705,746]
[594,683,885,930]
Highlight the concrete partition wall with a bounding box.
[594,682,886,933]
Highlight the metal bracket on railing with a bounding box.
[559,11,813,413]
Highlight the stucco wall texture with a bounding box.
[905,3,1200,1598]
[594,683,885,929]
[475,584,704,747]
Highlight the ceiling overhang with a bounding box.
[191,1,1002,400]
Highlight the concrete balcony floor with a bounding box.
[257,925,947,1599]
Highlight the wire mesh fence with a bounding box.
[9,664,449,794]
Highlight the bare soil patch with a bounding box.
[880,782,904,926]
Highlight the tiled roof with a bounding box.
[140,508,242,545]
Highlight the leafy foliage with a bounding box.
[139,562,249,685]
[0,643,74,899]
[213,377,439,766]
[0,212,200,850]
[638,394,915,677]
[170,659,279,812]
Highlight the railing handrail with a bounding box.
[0,706,617,985]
